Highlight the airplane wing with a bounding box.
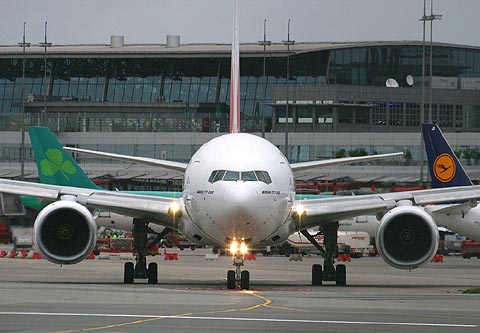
[64,147,188,172]
[64,147,400,173]
[290,152,403,172]
[0,179,181,229]
[2,179,480,236]
[293,185,480,230]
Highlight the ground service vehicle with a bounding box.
[461,240,480,259]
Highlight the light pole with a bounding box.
[427,0,441,123]
[258,19,271,139]
[282,19,294,161]
[38,21,52,126]
[419,0,441,183]
[419,0,427,184]
[18,22,30,180]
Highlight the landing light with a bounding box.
[293,203,306,216]
[239,242,248,255]
[169,201,181,215]
[229,240,239,254]
[228,240,249,255]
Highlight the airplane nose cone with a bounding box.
[220,184,260,239]
[222,184,258,216]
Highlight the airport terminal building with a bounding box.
[0,37,480,189]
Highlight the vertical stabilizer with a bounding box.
[422,123,473,188]
[29,126,102,190]
[229,0,240,133]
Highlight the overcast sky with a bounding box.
[1,0,479,46]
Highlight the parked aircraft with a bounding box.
[1,1,480,289]
[24,127,175,237]
[422,123,480,241]
[287,230,371,257]
[338,215,378,238]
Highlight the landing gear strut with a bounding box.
[226,243,250,290]
[227,253,249,290]
[123,220,169,284]
[304,223,346,286]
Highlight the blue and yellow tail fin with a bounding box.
[422,123,472,188]
[29,126,102,190]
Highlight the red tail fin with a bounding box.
[229,0,240,133]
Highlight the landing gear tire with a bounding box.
[124,262,134,284]
[240,270,250,290]
[147,262,158,284]
[227,270,236,290]
[312,264,323,286]
[123,220,171,284]
[335,264,346,286]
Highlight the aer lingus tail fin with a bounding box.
[29,126,102,190]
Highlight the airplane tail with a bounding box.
[229,0,240,133]
[422,123,473,188]
[29,126,102,190]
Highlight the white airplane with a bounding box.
[94,211,166,234]
[287,230,371,255]
[1,1,480,289]
[339,215,378,238]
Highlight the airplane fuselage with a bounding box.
[179,133,295,247]
[338,215,379,239]
[427,205,480,241]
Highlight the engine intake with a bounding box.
[376,205,439,270]
[34,200,97,265]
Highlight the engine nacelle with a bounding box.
[34,200,97,265]
[376,205,439,270]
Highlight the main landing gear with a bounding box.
[302,222,346,286]
[226,240,250,290]
[124,220,170,284]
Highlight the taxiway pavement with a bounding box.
[0,250,479,332]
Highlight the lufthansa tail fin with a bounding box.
[422,123,473,188]
[29,126,102,190]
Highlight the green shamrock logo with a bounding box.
[40,148,77,181]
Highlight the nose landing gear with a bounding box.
[226,240,250,290]
[227,253,250,289]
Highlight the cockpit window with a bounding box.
[262,171,272,184]
[224,171,240,181]
[212,170,226,183]
[208,170,271,184]
[208,170,218,183]
[255,171,267,183]
[241,171,257,181]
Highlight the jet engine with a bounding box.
[34,200,97,265]
[376,205,439,270]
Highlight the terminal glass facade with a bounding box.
[0,46,479,121]
[0,43,479,166]
[329,46,480,86]
[0,53,327,116]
